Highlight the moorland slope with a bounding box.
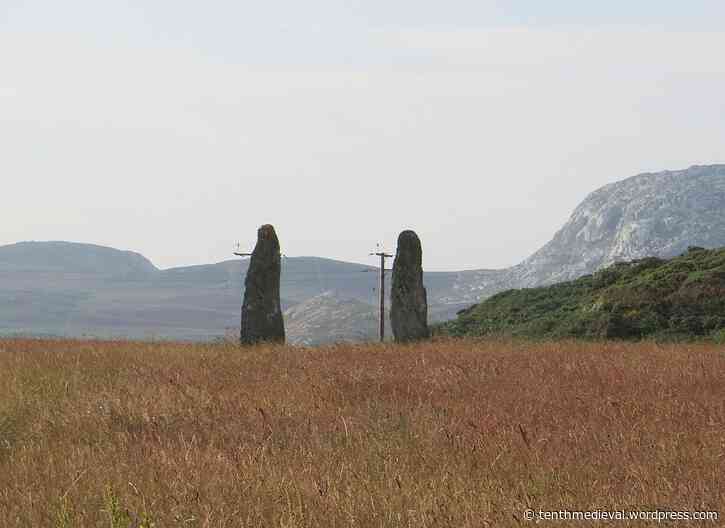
[442,247,725,341]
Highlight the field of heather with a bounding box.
[0,338,723,527]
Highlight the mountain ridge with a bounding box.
[3,164,725,343]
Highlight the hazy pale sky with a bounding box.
[2,1,724,270]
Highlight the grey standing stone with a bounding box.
[391,230,430,342]
[240,224,285,345]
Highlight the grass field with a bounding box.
[0,338,723,527]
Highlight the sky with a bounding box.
[2,1,724,271]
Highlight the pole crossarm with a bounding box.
[233,251,284,257]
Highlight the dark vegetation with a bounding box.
[440,247,725,342]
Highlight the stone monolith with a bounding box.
[240,224,285,345]
[391,230,430,342]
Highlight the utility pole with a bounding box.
[370,246,393,342]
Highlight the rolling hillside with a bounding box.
[441,247,725,341]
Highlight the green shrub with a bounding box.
[712,328,725,345]
[442,247,725,342]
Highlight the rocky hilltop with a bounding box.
[452,164,725,303]
[284,292,390,345]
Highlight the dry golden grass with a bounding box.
[0,337,723,527]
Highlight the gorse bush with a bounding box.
[440,247,725,341]
[712,328,725,345]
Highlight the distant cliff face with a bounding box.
[453,165,725,301]
[515,165,725,286]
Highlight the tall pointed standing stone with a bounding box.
[391,230,430,342]
[240,224,285,345]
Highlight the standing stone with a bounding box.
[240,224,285,345]
[391,230,430,342]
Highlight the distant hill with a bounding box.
[440,247,725,342]
[284,292,390,345]
[0,242,461,343]
[3,165,725,344]
[0,241,157,275]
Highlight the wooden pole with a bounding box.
[379,253,385,342]
[371,250,393,342]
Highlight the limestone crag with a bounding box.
[240,224,285,345]
[451,164,725,303]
